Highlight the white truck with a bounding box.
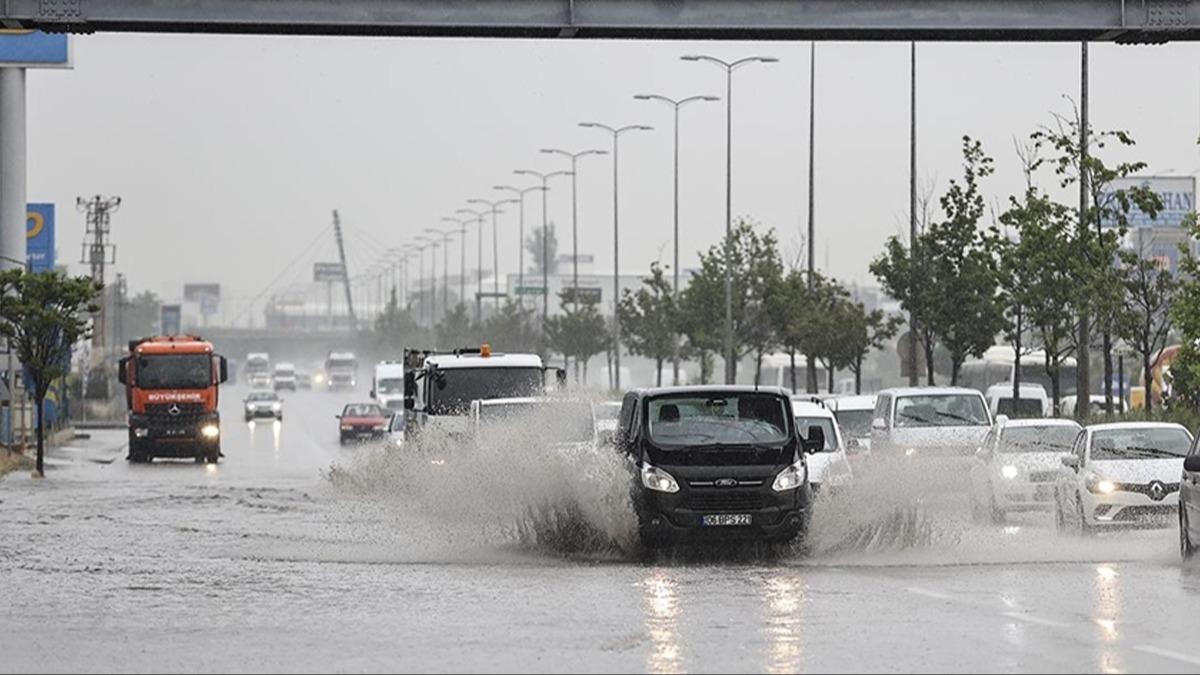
[371,360,406,412]
[245,352,271,389]
[272,362,298,392]
[325,351,359,390]
[403,345,565,439]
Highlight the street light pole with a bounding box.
[493,183,548,309]
[682,53,779,385]
[425,227,458,319]
[540,148,607,312]
[515,168,572,325]
[634,93,719,385]
[415,236,438,326]
[442,216,471,313]
[456,208,487,321]
[578,122,654,392]
[468,198,518,312]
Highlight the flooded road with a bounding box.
[3,385,1200,673]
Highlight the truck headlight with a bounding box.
[372,424,387,431]
[200,424,220,439]
[773,462,807,492]
[641,465,680,493]
[272,403,282,411]
[1001,465,1019,480]
[134,428,149,438]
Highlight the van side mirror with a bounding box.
[369,389,376,399]
[802,426,825,454]
[995,414,1009,426]
[218,355,229,384]
[1184,455,1200,473]
[1062,456,1080,471]
[871,418,886,431]
[117,357,128,385]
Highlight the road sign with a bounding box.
[561,287,602,305]
[514,286,546,296]
[313,262,346,282]
[0,30,71,68]
[25,203,54,272]
[184,283,220,317]
[160,304,182,336]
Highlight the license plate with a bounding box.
[1035,485,1055,501]
[701,514,752,527]
[162,428,187,437]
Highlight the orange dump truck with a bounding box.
[118,335,229,464]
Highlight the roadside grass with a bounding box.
[0,449,32,478]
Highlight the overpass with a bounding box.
[3,0,1200,43]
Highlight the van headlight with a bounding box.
[641,465,680,493]
[1001,465,1019,480]
[200,424,220,439]
[773,462,807,492]
[271,403,282,411]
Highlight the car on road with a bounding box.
[870,387,993,460]
[968,416,1081,523]
[336,402,390,445]
[791,398,853,492]
[1055,421,1193,533]
[244,391,283,422]
[828,394,875,455]
[471,397,598,453]
[273,362,298,391]
[615,386,821,547]
[385,409,406,450]
[1182,433,1200,560]
[594,400,622,446]
[985,382,1050,418]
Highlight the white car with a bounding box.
[870,387,993,460]
[1055,421,1193,532]
[985,382,1050,418]
[792,398,853,491]
[828,394,876,455]
[969,416,1081,523]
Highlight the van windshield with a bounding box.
[376,378,403,394]
[895,394,989,428]
[834,409,872,437]
[996,398,1044,418]
[648,393,790,447]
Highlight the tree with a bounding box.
[617,263,680,386]
[0,270,102,477]
[870,233,939,385]
[768,269,814,393]
[435,302,476,349]
[481,300,540,353]
[544,298,609,383]
[373,287,424,350]
[921,136,1004,385]
[1118,253,1176,410]
[1169,213,1200,408]
[837,300,903,395]
[680,219,783,383]
[1031,107,1160,416]
[525,222,559,275]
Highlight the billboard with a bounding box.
[26,203,54,272]
[561,287,602,305]
[160,304,182,336]
[183,283,220,317]
[1100,176,1196,229]
[0,30,71,68]
[313,262,346,282]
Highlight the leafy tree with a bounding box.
[870,231,939,385]
[525,222,559,275]
[1169,213,1200,408]
[768,269,815,393]
[1031,108,1160,416]
[617,263,681,386]
[435,302,476,349]
[922,136,1004,385]
[373,287,424,350]
[680,219,783,383]
[0,270,102,477]
[1117,253,1176,410]
[544,297,609,383]
[836,300,903,395]
[482,300,540,353]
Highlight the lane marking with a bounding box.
[906,587,953,601]
[1001,612,1070,628]
[1134,646,1200,667]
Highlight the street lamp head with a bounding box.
[633,125,654,132]
[680,55,704,61]
[633,94,655,100]
[578,122,603,129]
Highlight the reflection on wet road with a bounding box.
[2,384,1200,673]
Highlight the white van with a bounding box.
[372,361,406,412]
[985,383,1050,418]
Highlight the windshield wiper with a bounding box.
[1118,446,1181,459]
[933,411,982,424]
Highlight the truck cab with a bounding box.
[245,352,271,389]
[325,351,358,391]
[403,345,563,439]
[615,386,823,547]
[272,362,297,391]
[371,361,406,413]
[119,335,229,464]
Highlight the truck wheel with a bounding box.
[203,453,219,465]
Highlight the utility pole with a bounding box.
[77,195,120,352]
[113,273,127,351]
[806,42,819,393]
[332,210,357,333]
[908,43,920,387]
[1075,41,1091,419]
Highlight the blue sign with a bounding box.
[161,304,182,336]
[1100,176,1196,229]
[0,30,71,68]
[26,203,54,272]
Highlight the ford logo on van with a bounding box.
[715,478,738,488]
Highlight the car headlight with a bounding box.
[372,424,387,431]
[1086,473,1118,495]
[200,424,220,439]
[134,427,149,438]
[641,465,680,493]
[340,424,353,431]
[1001,465,1019,480]
[904,447,917,457]
[773,461,807,492]
[272,403,282,411]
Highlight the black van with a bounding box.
[615,386,823,546]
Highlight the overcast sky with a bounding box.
[24,34,1200,318]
